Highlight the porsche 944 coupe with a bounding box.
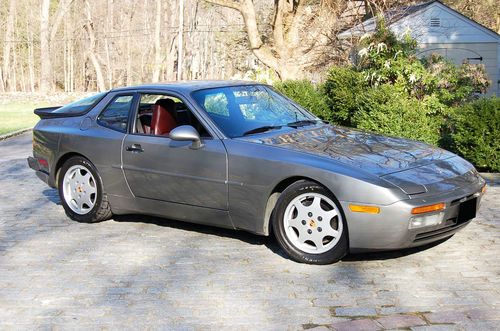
[28,81,486,264]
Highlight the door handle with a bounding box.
[126,144,144,153]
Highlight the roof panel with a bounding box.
[111,80,259,93]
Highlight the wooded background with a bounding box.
[0,0,498,93]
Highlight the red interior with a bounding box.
[150,99,177,136]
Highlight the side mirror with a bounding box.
[169,125,203,149]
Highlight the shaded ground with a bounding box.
[0,133,499,330]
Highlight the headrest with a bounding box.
[155,98,176,111]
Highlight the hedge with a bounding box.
[274,76,498,171]
[272,27,496,171]
[273,80,329,119]
[449,97,499,172]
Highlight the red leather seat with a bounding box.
[151,99,177,136]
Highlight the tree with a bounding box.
[1,0,16,91]
[152,0,163,82]
[204,0,353,80]
[40,0,74,92]
[83,0,106,91]
[443,0,499,34]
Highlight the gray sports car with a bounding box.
[28,81,486,264]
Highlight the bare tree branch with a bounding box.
[205,0,242,11]
[83,0,106,91]
[50,0,75,42]
[206,0,280,74]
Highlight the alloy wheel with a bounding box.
[283,192,344,254]
[62,165,97,215]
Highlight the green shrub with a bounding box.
[449,97,500,171]
[423,54,490,106]
[321,24,489,148]
[273,80,329,120]
[352,87,445,145]
[273,25,495,171]
[323,67,447,145]
[322,67,368,126]
[356,24,490,104]
[356,22,421,90]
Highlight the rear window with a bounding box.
[53,92,107,114]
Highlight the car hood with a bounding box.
[242,124,455,177]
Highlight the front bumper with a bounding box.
[343,179,485,252]
[27,156,50,185]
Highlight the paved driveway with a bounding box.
[0,133,499,330]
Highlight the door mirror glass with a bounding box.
[169,125,203,149]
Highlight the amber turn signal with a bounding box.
[349,204,380,214]
[411,202,445,215]
[481,184,487,194]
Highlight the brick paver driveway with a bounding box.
[1,133,499,330]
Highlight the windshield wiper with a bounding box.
[242,125,282,136]
[286,119,319,128]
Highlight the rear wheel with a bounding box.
[58,156,112,223]
[272,180,348,264]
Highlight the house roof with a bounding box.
[338,0,499,40]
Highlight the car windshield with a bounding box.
[53,92,107,114]
[191,85,318,138]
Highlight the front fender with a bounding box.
[224,139,407,235]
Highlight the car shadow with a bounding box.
[112,214,449,262]
[39,188,455,263]
[342,237,452,261]
[42,189,61,205]
[113,213,281,245]
[113,214,291,259]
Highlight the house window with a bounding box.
[430,18,440,27]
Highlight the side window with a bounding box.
[97,95,134,132]
[134,93,211,138]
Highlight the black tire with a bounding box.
[58,156,112,223]
[271,180,348,264]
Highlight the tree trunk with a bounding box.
[69,41,74,92]
[64,19,68,92]
[40,0,52,92]
[27,27,35,92]
[164,1,177,81]
[178,0,184,80]
[0,67,4,92]
[105,0,114,88]
[205,0,283,78]
[2,0,16,91]
[126,36,133,86]
[12,39,18,92]
[19,48,26,92]
[39,0,74,92]
[125,4,136,86]
[84,1,107,91]
[152,0,163,82]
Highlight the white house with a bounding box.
[338,0,500,95]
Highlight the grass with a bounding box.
[0,102,48,135]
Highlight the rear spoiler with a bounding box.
[34,106,64,119]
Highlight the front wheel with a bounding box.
[272,180,348,264]
[58,156,112,223]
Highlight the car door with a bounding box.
[121,91,228,211]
